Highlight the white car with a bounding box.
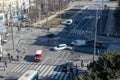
[53,44,67,50]
[61,19,73,25]
[71,40,86,46]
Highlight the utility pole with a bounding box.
[0,34,2,54]
[9,4,15,50]
[45,0,49,29]
[93,2,99,62]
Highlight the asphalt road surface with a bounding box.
[3,2,118,80]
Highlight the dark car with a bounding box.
[46,34,56,38]
[62,62,74,72]
[87,40,105,49]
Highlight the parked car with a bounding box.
[46,34,56,38]
[53,44,67,51]
[61,19,73,25]
[71,40,86,46]
[62,62,74,72]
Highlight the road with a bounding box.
[1,1,119,80]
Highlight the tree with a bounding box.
[76,51,120,80]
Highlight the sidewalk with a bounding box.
[33,2,76,27]
[0,2,77,79]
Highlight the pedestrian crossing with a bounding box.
[10,57,70,80]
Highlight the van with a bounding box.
[71,40,86,46]
[61,19,73,25]
[34,50,44,61]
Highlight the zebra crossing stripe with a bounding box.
[63,73,68,80]
[55,60,69,80]
[29,62,37,69]
[36,57,49,70]
[46,66,56,77]
[33,62,42,70]
[13,61,28,72]
[11,61,24,72]
[20,62,34,73]
[39,65,50,77]
[54,66,61,79]
[51,66,61,78]
[55,67,62,79]
[21,62,39,73]
[43,66,53,77]
[39,65,46,72]
[59,73,65,80]
[43,58,59,77]
[17,62,32,73]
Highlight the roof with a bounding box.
[35,50,42,55]
[18,70,38,80]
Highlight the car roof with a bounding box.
[59,44,66,46]
[74,40,86,42]
[35,50,43,55]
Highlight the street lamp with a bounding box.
[9,4,15,50]
[93,2,99,62]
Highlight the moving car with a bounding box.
[61,19,73,25]
[71,40,86,46]
[34,50,44,61]
[53,44,67,51]
[87,40,105,49]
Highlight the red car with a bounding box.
[87,40,105,49]
[34,50,44,62]
[96,43,105,49]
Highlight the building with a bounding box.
[0,0,19,23]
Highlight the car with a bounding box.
[46,34,56,38]
[18,17,31,22]
[71,40,86,46]
[53,44,67,51]
[61,19,73,25]
[34,50,44,62]
[62,62,74,72]
[87,40,105,49]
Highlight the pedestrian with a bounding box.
[4,60,7,68]
[16,55,19,61]
[97,49,100,55]
[11,56,13,61]
[7,53,11,62]
[81,60,84,70]
[9,57,11,63]
[7,53,10,58]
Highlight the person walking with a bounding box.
[4,60,7,68]
[7,53,11,62]
[81,60,84,70]
[16,55,19,61]
[7,53,10,58]
[11,56,13,61]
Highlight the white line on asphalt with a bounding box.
[11,61,24,72]
[43,66,53,77]
[59,72,65,80]
[17,62,33,73]
[36,57,49,70]
[39,65,50,77]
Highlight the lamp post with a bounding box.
[93,2,99,62]
[9,4,15,50]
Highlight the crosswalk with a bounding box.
[10,57,71,80]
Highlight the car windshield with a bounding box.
[66,21,71,23]
[74,41,77,43]
[35,54,41,57]
[57,45,64,48]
